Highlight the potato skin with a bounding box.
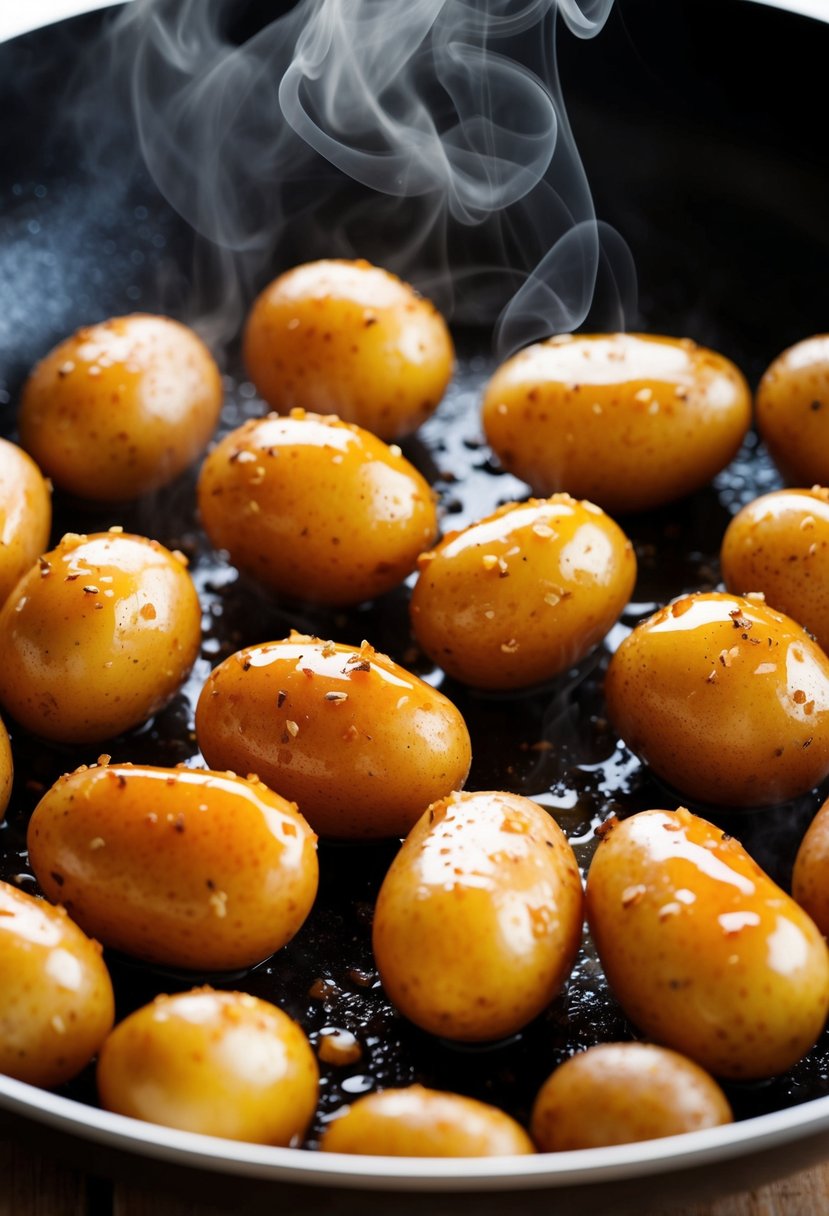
[605,591,829,806]
[243,259,454,440]
[0,438,51,608]
[530,1043,732,1151]
[19,314,223,501]
[320,1085,534,1157]
[0,879,114,1088]
[793,797,829,937]
[28,764,318,971]
[97,988,318,1143]
[410,495,636,690]
[0,531,201,744]
[756,335,829,485]
[196,636,471,839]
[0,716,12,823]
[372,790,583,1042]
[721,487,829,651]
[198,410,437,606]
[586,808,829,1079]
[482,333,750,514]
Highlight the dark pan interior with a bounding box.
[1,0,829,1152]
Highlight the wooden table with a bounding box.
[3,1133,828,1215]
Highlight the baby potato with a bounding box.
[0,879,114,1088]
[320,1085,534,1157]
[410,495,636,690]
[0,437,51,608]
[586,808,829,1079]
[530,1043,732,1151]
[482,333,750,514]
[97,988,318,1143]
[197,410,437,606]
[243,259,454,440]
[793,796,829,937]
[756,335,829,485]
[605,591,829,806]
[19,314,223,501]
[28,764,318,971]
[0,715,12,822]
[372,790,583,1042]
[196,635,471,839]
[721,487,829,651]
[0,530,201,744]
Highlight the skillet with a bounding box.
[2,0,829,1210]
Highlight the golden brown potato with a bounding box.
[320,1086,534,1156]
[372,790,583,1042]
[0,530,201,743]
[197,410,437,606]
[410,495,636,690]
[586,808,829,1079]
[531,1043,732,1150]
[195,635,471,839]
[97,988,318,1143]
[243,259,454,439]
[721,487,829,651]
[793,797,829,937]
[482,333,750,514]
[0,715,12,823]
[0,437,51,607]
[0,879,114,1088]
[756,335,829,485]
[28,764,318,971]
[605,591,829,806]
[19,314,223,500]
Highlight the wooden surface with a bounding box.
[2,1136,829,1216]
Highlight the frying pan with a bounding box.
[2,0,829,1211]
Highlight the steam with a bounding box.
[94,0,633,354]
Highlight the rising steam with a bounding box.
[96,0,633,353]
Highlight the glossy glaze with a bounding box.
[586,808,829,1079]
[756,335,829,485]
[793,796,829,938]
[0,879,114,1088]
[28,764,318,971]
[605,591,829,806]
[0,531,201,743]
[195,636,471,839]
[243,259,454,439]
[19,314,223,500]
[0,438,51,607]
[197,410,438,606]
[372,790,584,1042]
[482,333,751,513]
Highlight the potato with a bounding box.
[410,495,636,690]
[793,796,829,937]
[0,438,51,608]
[320,1085,534,1156]
[586,808,829,1079]
[0,715,12,823]
[530,1043,732,1150]
[721,487,829,650]
[0,879,114,1088]
[0,530,201,744]
[756,335,829,485]
[605,591,829,806]
[197,410,437,606]
[195,635,471,839]
[482,333,750,514]
[372,790,583,1041]
[97,988,318,1143]
[28,763,318,972]
[19,314,223,501]
[243,259,454,440]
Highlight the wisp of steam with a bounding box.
[97,0,635,354]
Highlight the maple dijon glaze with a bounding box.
[605,591,829,806]
[586,808,829,1080]
[372,790,583,1042]
[27,765,318,971]
[197,410,437,607]
[195,635,472,839]
[482,333,750,514]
